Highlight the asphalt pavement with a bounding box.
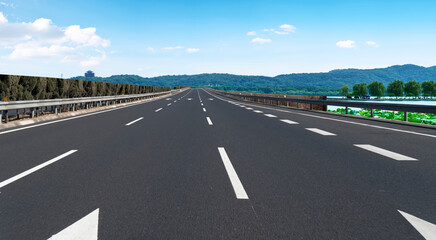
[0,88,435,239]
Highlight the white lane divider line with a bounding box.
[306,128,336,136]
[203,108,207,112]
[280,119,299,125]
[245,108,253,110]
[208,98,214,100]
[201,103,204,106]
[207,117,213,125]
[398,210,436,239]
[49,208,99,240]
[253,110,263,113]
[174,100,177,103]
[125,117,144,126]
[155,108,163,112]
[167,103,172,106]
[354,144,417,161]
[264,114,277,118]
[0,150,78,189]
[217,148,249,200]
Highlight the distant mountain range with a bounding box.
[72,64,436,89]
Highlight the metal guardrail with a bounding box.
[0,90,179,124]
[210,89,436,121]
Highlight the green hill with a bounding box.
[72,64,436,95]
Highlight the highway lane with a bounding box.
[0,88,435,239]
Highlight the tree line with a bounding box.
[0,74,171,101]
[339,80,436,98]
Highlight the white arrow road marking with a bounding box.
[207,117,213,125]
[0,150,77,189]
[280,119,299,125]
[218,148,248,199]
[264,114,277,118]
[125,117,143,126]
[306,128,336,136]
[398,210,436,240]
[48,208,99,240]
[155,108,162,112]
[354,144,417,161]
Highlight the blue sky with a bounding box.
[0,0,435,78]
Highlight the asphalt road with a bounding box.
[0,88,435,239]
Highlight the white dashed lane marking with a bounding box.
[306,128,336,136]
[217,147,249,200]
[280,119,299,125]
[354,144,417,161]
[125,117,144,126]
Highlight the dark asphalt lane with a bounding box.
[0,88,435,239]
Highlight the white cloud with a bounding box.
[366,41,378,47]
[263,28,275,32]
[251,38,271,44]
[0,12,7,24]
[187,48,200,53]
[336,40,356,48]
[80,51,107,67]
[9,42,74,59]
[163,46,184,50]
[0,13,110,66]
[64,25,110,47]
[279,24,296,32]
[146,47,156,52]
[247,31,256,36]
[274,31,289,35]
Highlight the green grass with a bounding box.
[328,108,436,125]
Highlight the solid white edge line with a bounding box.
[354,144,417,161]
[280,119,299,125]
[0,150,78,189]
[207,117,213,125]
[305,128,336,136]
[155,108,163,112]
[125,117,144,126]
[202,89,436,139]
[217,147,249,199]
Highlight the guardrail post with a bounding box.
[0,111,2,124]
[345,107,348,114]
[16,109,20,120]
[297,103,300,108]
[404,112,408,122]
[4,110,8,123]
[72,104,75,111]
[370,109,374,117]
[55,107,58,115]
[31,108,35,118]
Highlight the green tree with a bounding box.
[387,80,404,98]
[339,84,349,96]
[404,80,421,98]
[367,81,385,98]
[352,83,367,97]
[421,80,436,97]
